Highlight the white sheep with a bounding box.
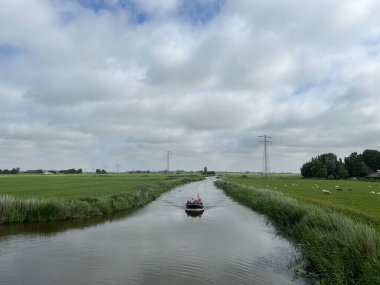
[370,191,375,194]
[376,193,380,195]
[322,189,331,194]
[368,185,372,188]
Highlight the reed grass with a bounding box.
[215,180,380,285]
[0,176,202,224]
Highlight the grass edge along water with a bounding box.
[214,180,380,285]
[0,176,202,224]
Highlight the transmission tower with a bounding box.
[259,134,272,178]
[165,151,172,173]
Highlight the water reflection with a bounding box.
[0,209,136,239]
[185,209,204,218]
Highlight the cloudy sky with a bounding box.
[0,0,380,173]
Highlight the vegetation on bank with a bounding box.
[301,149,380,179]
[215,180,380,285]
[227,175,380,232]
[0,174,202,224]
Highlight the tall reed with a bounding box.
[215,180,380,285]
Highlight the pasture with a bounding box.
[0,173,189,199]
[226,175,380,231]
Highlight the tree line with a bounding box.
[0,168,20,174]
[301,149,380,179]
[0,168,83,175]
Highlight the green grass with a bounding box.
[0,173,187,199]
[215,180,380,285]
[226,175,380,231]
[0,173,202,223]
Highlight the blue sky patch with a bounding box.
[178,0,225,25]
[0,45,23,60]
[63,0,148,24]
[293,83,316,96]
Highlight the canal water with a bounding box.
[0,178,308,284]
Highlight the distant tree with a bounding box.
[300,161,313,177]
[344,152,365,177]
[59,168,82,174]
[301,153,347,179]
[203,166,207,174]
[316,165,328,178]
[361,149,380,172]
[0,168,20,174]
[336,159,349,179]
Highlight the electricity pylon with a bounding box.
[166,151,172,173]
[259,134,272,178]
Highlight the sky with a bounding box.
[0,0,380,173]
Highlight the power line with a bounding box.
[259,134,272,178]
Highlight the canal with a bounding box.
[0,178,308,284]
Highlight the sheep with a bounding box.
[368,185,372,188]
[370,191,376,194]
[376,193,380,195]
[322,189,331,194]
[336,188,343,191]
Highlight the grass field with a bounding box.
[0,173,202,223]
[0,173,189,199]
[226,174,380,231]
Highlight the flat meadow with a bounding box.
[226,174,380,231]
[0,173,184,199]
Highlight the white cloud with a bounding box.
[0,0,379,172]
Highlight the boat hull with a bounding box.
[185,204,204,210]
[185,209,204,217]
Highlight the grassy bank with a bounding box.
[215,180,380,285]
[227,175,380,231]
[0,174,202,224]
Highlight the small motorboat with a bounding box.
[185,195,204,217]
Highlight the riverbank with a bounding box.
[0,175,202,224]
[215,180,380,285]
[226,175,380,232]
